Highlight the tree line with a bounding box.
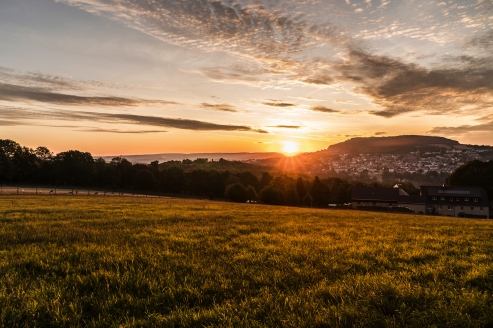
[1,139,491,206]
[0,139,362,206]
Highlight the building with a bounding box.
[421,186,489,218]
[351,185,490,218]
[351,186,426,213]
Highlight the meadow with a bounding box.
[0,196,492,327]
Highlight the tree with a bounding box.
[225,183,248,203]
[225,175,241,186]
[54,150,94,186]
[447,160,493,202]
[260,172,273,190]
[283,181,300,206]
[302,193,313,207]
[296,177,307,200]
[187,169,210,195]
[109,157,133,188]
[326,177,351,204]
[246,185,258,202]
[134,169,157,192]
[163,166,186,195]
[310,176,330,207]
[12,147,39,183]
[0,150,14,184]
[259,185,283,205]
[0,139,21,158]
[35,146,53,160]
[237,172,260,191]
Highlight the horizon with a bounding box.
[1,0,492,155]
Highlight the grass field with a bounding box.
[1,196,492,327]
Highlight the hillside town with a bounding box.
[314,148,491,182]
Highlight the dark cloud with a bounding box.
[0,82,176,107]
[270,125,301,129]
[428,121,493,135]
[0,106,268,133]
[309,105,339,113]
[0,68,80,90]
[201,103,237,112]
[201,67,265,84]
[374,132,387,135]
[466,30,493,50]
[81,128,167,134]
[0,119,20,126]
[262,100,296,107]
[334,49,493,118]
[300,72,334,85]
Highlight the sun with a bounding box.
[282,141,298,155]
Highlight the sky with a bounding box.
[0,0,492,156]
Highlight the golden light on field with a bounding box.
[282,141,298,155]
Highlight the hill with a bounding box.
[326,135,461,154]
[99,152,282,164]
[1,195,493,327]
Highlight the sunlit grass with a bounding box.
[0,195,492,327]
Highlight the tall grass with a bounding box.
[0,196,492,327]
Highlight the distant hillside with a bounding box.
[326,135,461,154]
[100,152,282,164]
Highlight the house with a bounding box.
[351,185,490,218]
[421,186,489,219]
[351,186,425,213]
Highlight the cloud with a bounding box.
[300,73,334,85]
[466,30,493,50]
[309,105,340,113]
[0,119,20,126]
[428,120,493,135]
[201,67,265,84]
[262,100,296,107]
[270,125,301,129]
[54,0,493,120]
[0,66,140,91]
[57,0,348,89]
[201,103,237,112]
[336,49,493,118]
[81,128,167,133]
[0,106,268,133]
[374,131,386,135]
[0,82,175,107]
[0,67,80,90]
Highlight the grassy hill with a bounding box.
[326,135,461,154]
[1,196,493,327]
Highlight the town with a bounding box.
[306,147,491,184]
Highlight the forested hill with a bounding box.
[326,135,461,154]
